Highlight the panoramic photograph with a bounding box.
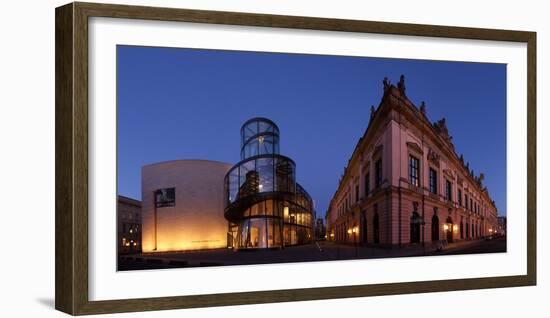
[116,45,507,271]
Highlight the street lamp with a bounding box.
[351,226,358,258]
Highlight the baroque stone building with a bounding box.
[326,75,499,247]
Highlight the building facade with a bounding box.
[117,195,142,254]
[326,76,499,248]
[224,118,314,249]
[141,159,232,252]
[497,216,507,235]
[315,218,326,240]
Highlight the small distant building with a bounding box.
[117,195,142,254]
[497,216,507,235]
[326,75,499,248]
[315,218,326,240]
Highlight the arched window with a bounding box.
[431,214,440,241]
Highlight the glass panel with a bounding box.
[258,135,274,155]
[273,220,281,247]
[229,169,239,203]
[259,120,272,133]
[267,218,274,247]
[265,199,273,215]
[297,227,303,244]
[273,200,281,217]
[290,209,296,224]
[249,218,268,248]
[283,204,290,222]
[239,160,257,198]
[275,157,295,193]
[274,141,280,155]
[250,202,259,216]
[283,226,290,245]
[244,139,259,158]
[239,219,250,248]
[257,157,274,192]
[290,225,298,245]
[243,122,258,141]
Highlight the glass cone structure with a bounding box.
[224,118,314,249]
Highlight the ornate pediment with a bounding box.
[419,101,427,117]
[427,148,440,163]
[433,117,454,149]
[443,169,456,180]
[397,74,407,97]
[369,105,376,123]
[406,142,423,155]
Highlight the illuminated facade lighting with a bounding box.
[225,118,314,249]
[326,76,499,247]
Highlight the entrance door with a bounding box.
[361,212,367,244]
[373,212,380,244]
[446,217,454,243]
[410,212,421,244]
[431,215,439,241]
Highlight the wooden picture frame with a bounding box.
[55,2,536,315]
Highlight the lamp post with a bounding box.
[351,226,358,258]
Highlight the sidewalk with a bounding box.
[118,238,504,270]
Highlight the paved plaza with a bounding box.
[118,236,506,271]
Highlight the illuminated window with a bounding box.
[445,180,452,201]
[429,168,437,194]
[408,155,420,187]
[375,159,382,188]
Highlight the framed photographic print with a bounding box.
[55,2,536,315]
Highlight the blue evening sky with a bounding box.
[117,45,507,217]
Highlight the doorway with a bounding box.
[361,211,368,244]
[446,216,454,243]
[431,214,439,241]
[373,212,380,244]
[410,212,421,244]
